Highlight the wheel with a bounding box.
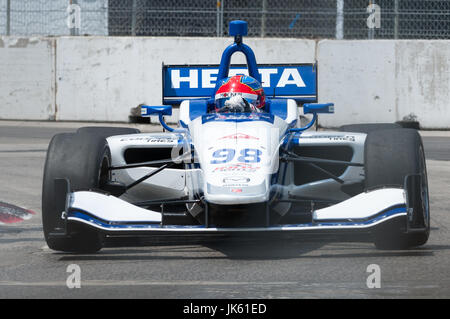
[364,128,430,249]
[339,123,401,134]
[42,130,121,253]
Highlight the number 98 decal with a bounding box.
[211,148,262,164]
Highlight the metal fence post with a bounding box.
[6,0,11,36]
[69,0,80,36]
[131,0,137,36]
[216,0,226,37]
[220,0,224,37]
[394,0,399,39]
[261,0,267,37]
[216,1,220,37]
[368,0,374,39]
[336,0,344,39]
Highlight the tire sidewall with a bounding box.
[364,128,430,249]
[42,132,112,252]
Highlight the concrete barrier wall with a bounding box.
[317,40,397,127]
[0,37,55,120]
[55,37,315,122]
[395,41,450,129]
[1,36,450,128]
[318,40,450,129]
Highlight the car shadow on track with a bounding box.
[54,236,449,262]
[56,242,327,262]
[55,234,326,261]
[200,237,438,260]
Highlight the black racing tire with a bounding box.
[364,128,430,249]
[339,123,401,134]
[76,126,140,138]
[42,131,115,253]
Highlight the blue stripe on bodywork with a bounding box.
[67,206,407,231]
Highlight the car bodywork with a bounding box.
[52,21,425,242]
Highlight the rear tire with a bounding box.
[42,127,138,253]
[364,129,430,249]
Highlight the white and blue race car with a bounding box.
[42,21,429,253]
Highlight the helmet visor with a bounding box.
[215,92,258,109]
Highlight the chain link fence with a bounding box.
[1,0,450,39]
[0,0,108,36]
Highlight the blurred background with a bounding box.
[1,0,449,39]
[2,1,450,127]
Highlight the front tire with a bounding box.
[364,128,430,249]
[42,127,138,253]
[42,133,108,252]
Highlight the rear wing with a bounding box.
[162,63,317,105]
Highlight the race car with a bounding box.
[42,20,429,253]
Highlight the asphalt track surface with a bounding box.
[0,121,449,299]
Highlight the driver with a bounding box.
[214,75,265,113]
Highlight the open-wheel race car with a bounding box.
[42,21,429,253]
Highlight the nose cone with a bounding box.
[192,115,280,205]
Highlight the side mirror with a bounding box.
[141,105,172,116]
[303,103,334,114]
[140,105,181,132]
[289,103,334,133]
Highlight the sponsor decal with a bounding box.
[119,137,176,143]
[223,176,251,188]
[330,135,356,142]
[170,67,307,89]
[219,133,259,141]
[215,92,258,101]
[165,65,314,90]
[163,64,317,104]
[202,112,274,124]
[223,177,251,183]
[224,184,249,187]
[213,163,260,173]
[300,134,356,142]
